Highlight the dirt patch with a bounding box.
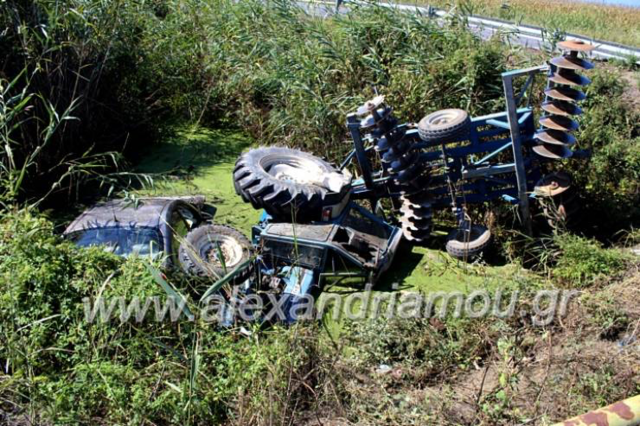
[430,271,640,424]
[620,70,640,112]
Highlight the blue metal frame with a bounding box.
[341,65,553,228]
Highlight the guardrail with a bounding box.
[305,1,640,65]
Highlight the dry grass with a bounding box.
[406,0,640,47]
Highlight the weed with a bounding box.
[553,234,627,287]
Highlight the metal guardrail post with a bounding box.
[551,394,640,426]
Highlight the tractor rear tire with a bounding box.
[446,225,491,261]
[179,224,253,282]
[418,109,471,143]
[233,147,351,222]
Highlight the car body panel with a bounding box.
[64,196,210,266]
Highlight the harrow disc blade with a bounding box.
[544,87,586,102]
[356,95,386,117]
[400,192,432,207]
[400,217,431,233]
[401,203,432,216]
[394,162,423,184]
[375,137,390,152]
[534,129,576,146]
[550,55,594,71]
[400,202,433,218]
[400,214,432,229]
[541,101,583,117]
[533,143,573,159]
[360,107,392,129]
[549,69,591,87]
[534,171,572,197]
[557,39,596,52]
[539,115,579,132]
[402,232,429,243]
[376,132,405,152]
[382,141,413,163]
[390,151,419,172]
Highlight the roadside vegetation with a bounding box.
[411,0,640,48]
[1,0,639,424]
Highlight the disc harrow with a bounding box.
[353,97,435,242]
[534,39,594,160]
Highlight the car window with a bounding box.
[70,227,162,259]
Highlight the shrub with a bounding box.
[0,210,311,424]
[567,68,640,230]
[553,234,627,286]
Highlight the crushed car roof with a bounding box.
[63,196,204,235]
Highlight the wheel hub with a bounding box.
[428,110,459,126]
[263,158,350,193]
[201,236,243,269]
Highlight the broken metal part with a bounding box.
[545,87,586,102]
[534,129,576,146]
[534,171,572,197]
[550,55,594,71]
[557,39,596,52]
[541,100,583,117]
[532,143,573,159]
[548,69,591,87]
[539,115,579,132]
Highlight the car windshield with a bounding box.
[69,227,163,258]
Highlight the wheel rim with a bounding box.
[427,110,462,127]
[200,235,244,269]
[261,155,326,186]
[259,153,349,193]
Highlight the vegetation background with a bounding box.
[0,0,638,424]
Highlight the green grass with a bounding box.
[406,0,640,47]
